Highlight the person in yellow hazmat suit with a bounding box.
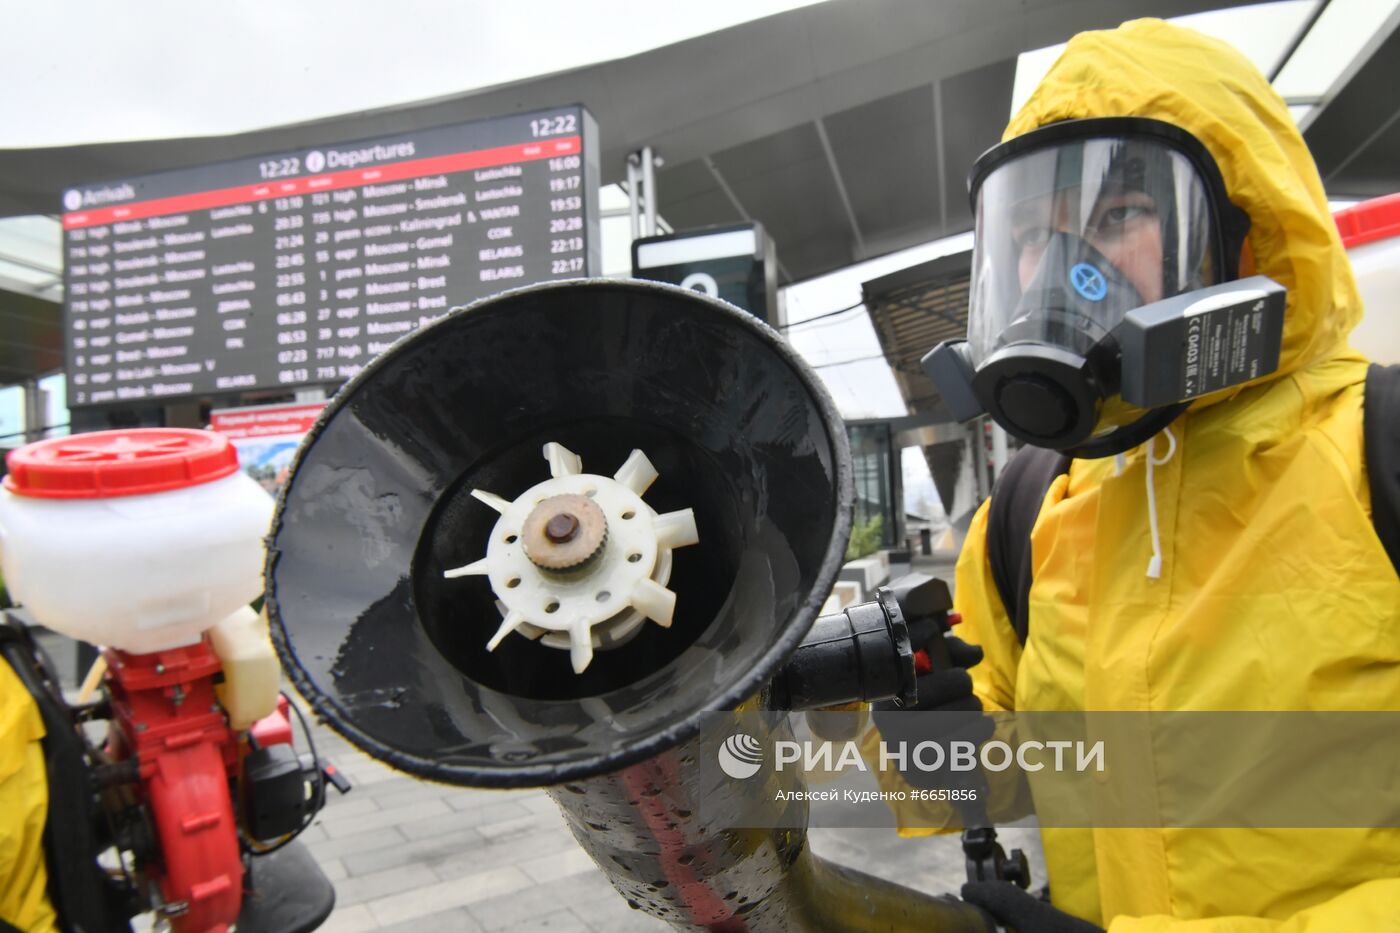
[0,659,59,933]
[879,17,1400,933]
[1,604,120,933]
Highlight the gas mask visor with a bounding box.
[926,118,1274,458]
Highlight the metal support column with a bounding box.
[641,145,657,237]
[990,423,1009,481]
[971,418,992,503]
[21,378,45,442]
[627,147,661,240]
[626,153,642,241]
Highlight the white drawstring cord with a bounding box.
[1144,426,1178,579]
[1114,452,1127,476]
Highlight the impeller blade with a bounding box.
[654,509,700,550]
[630,578,677,628]
[544,442,582,478]
[443,557,491,579]
[470,488,513,514]
[486,611,528,651]
[494,602,545,641]
[614,449,658,495]
[568,620,595,673]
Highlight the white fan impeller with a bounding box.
[443,442,699,673]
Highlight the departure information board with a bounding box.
[61,105,600,407]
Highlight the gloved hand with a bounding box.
[906,632,988,712]
[962,882,1104,933]
[872,631,987,711]
[869,633,995,791]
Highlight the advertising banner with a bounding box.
[209,402,324,495]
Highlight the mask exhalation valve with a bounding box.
[997,374,1076,440]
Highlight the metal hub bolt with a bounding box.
[520,494,608,571]
[546,512,580,543]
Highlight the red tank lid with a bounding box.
[3,428,240,500]
[1335,193,1400,249]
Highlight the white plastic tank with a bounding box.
[1336,193,1400,365]
[0,428,274,654]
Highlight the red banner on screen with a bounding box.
[63,136,581,230]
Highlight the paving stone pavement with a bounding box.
[300,711,1044,932]
[280,553,1049,930]
[33,552,1049,932]
[104,704,1041,932]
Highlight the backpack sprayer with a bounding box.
[0,429,344,933]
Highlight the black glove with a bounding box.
[961,882,1103,933]
[876,631,986,712]
[913,632,987,711]
[870,633,995,793]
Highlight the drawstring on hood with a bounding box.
[1143,426,1178,579]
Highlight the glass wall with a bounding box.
[0,371,72,455]
[0,384,24,448]
[847,421,900,552]
[37,371,68,438]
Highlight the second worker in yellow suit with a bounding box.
[884,17,1400,933]
[0,658,59,933]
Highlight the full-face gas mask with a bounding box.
[925,117,1286,457]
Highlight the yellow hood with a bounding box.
[1006,18,1362,387]
[874,21,1400,931]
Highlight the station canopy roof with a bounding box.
[1,0,1397,385]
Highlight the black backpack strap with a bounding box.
[985,446,1072,645]
[1364,363,1400,576]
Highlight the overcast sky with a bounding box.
[5,0,1388,520]
[1,1,824,148]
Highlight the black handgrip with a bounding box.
[321,762,352,795]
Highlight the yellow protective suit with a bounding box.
[0,659,58,933]
[938,18,1400,932]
